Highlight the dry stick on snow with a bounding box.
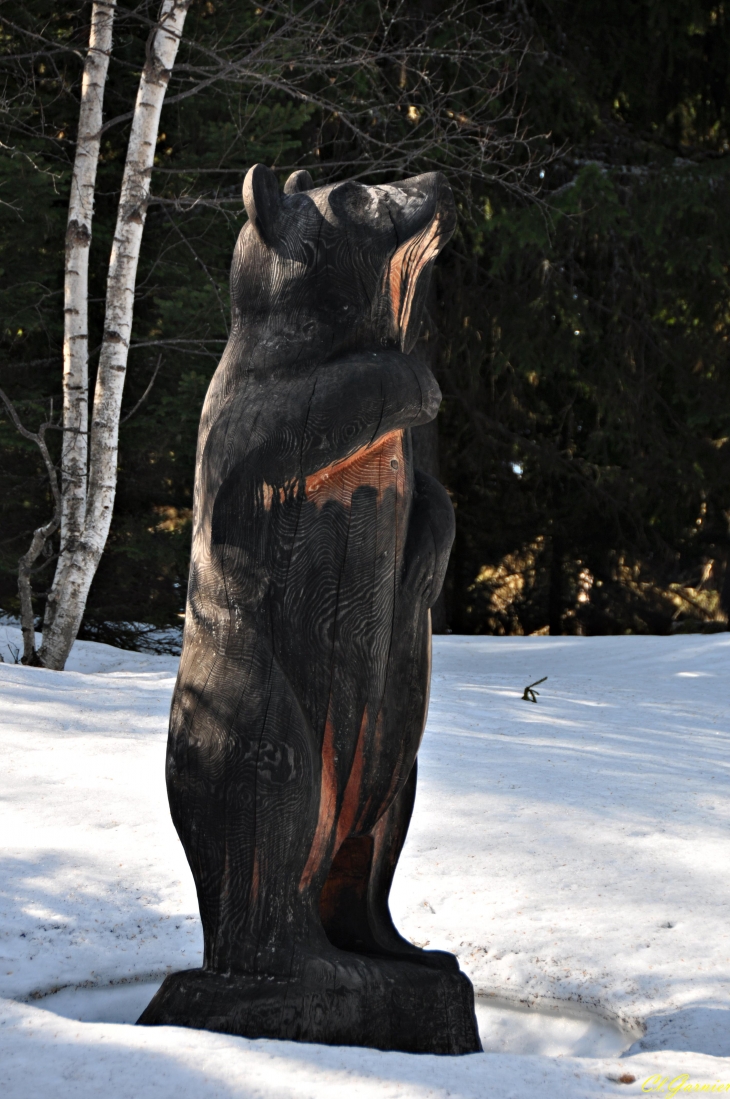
[522,676,547,703]
[0,390,62,665]
[40,0,191,670]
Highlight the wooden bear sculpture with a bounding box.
[139,165,481,1055]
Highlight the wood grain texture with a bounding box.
[138,165,481,1054]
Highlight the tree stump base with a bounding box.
[138,956,482,1055]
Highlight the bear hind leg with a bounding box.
[319,762,458,973]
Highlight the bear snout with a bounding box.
[380,171,456,245]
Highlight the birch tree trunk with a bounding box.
[39,0,191,670]
[54,0,117,616]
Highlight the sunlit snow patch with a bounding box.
[474,995,638,1057]
[34,980,164,1025]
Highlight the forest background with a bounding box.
[2,0,730,651]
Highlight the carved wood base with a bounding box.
[137,956,482,1055]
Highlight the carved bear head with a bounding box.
[232,165,456,366]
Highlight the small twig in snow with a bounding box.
[522,676,547,703]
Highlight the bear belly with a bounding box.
[265,428,416,871]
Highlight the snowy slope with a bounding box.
[1,625,730,1097]
[396,636,730,1048]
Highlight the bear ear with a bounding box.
[242,164,281,243]
[283,169,314,195]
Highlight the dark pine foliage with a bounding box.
[1,0,729,643]
[435,0,730,635]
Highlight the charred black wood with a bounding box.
[139,164,480,1054]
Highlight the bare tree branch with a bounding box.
[120,353,162,423]
[0,388,62,665]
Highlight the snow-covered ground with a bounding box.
[2,625,730,1096]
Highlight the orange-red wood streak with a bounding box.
[304,430,405,510]
[388,213,445,340]
[335,707,368,849]
[262,480,300,510]
[299,703,338,891]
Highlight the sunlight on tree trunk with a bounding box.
[40,0,191,670]
[55,0,116,621]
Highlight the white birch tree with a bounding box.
[37,0,191,669]
[53,0,116,648]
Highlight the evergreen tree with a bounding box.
[436,0,730,634]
